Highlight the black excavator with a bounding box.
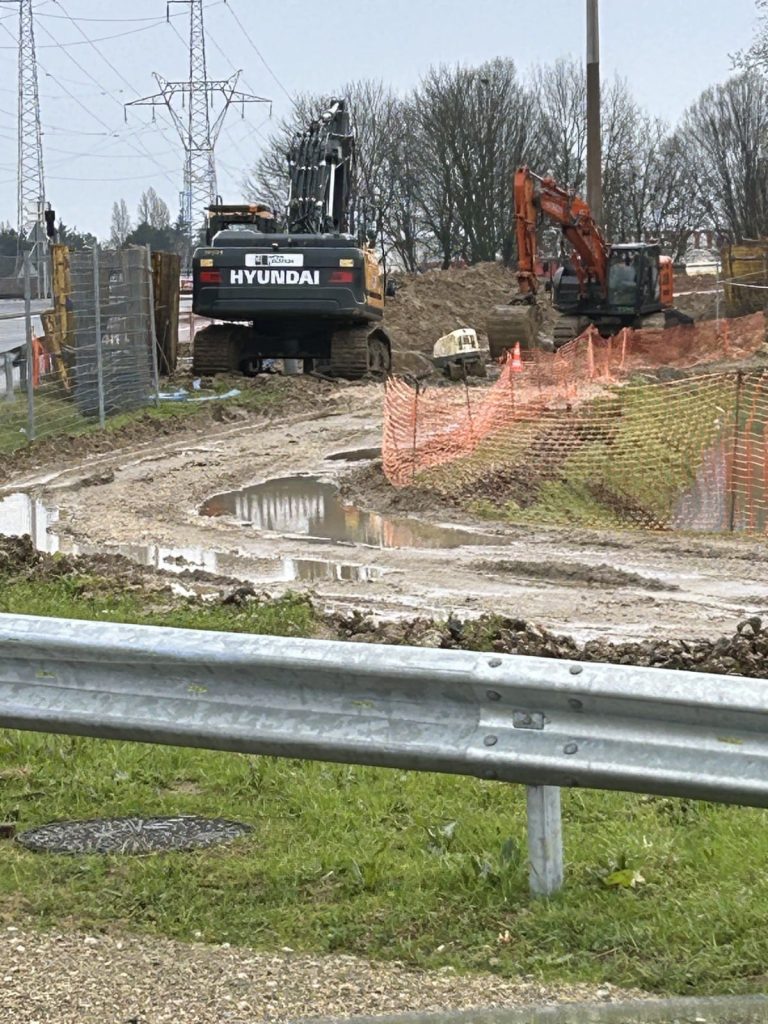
[192,99,392,379]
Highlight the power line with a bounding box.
[30,15,179,188]
[0,0,227,47]
[223,0,295,108]
[49,0,158,98]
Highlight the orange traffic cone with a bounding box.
[511,342,523,373]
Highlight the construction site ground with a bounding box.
[2,371,767,650]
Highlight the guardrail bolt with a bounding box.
[564,742,579,755]
[484,735,498,747]
[486,690,502,702]
[569,665,584,676]
[568,698,583,711]
[489,658,502,668]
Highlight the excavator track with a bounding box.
[552,315,589,349]
[192,324,251,376]
[323,325,392,380]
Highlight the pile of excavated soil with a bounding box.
[673,273,721,322]
[385,265,724,374]
[386,263,517,363]
[6,533,767,679]
[334,609,768,678]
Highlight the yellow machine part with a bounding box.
[722,240,768,316]
[364,247,384,312]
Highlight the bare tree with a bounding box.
[533,58,587,192]
[137,188,171,230]
[679,72,768,241]
[410,59,544,267]
[733,0,768,69]
[109,199,132,248]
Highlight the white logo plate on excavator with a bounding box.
[245,253,304,268]
[230,269,320,286]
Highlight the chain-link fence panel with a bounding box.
[0,246,158,454]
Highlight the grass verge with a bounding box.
[0,553,767,995]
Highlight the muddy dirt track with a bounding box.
[2,378,768,645]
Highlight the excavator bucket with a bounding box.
[486,302,542,361]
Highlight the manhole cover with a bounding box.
[16,816,251,855]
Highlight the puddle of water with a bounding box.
[200,475,497,549]
[325,447,381,462]
[0,491,60,552]
[0,491,386,585]
[284,558,384,583]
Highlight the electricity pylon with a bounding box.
[0,0,47,274]
[128,0,270,247]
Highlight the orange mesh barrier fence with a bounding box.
[382,313,768,533]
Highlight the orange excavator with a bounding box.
[487,166,692,356]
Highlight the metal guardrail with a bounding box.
[0,614,767,894]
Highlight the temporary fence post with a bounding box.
[4,353,14,403]
[146,247,161,407]
[729,370,744,534]
[462,363,474,441]
[526,785,564,896]
[92,245,106,430]
[22,255,35,442]
[411,381,420,484]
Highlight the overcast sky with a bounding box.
[0,0,760,238]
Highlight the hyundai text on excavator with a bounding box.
[192,99,392,379]
[487,166,692,357]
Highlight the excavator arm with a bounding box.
[286,99,356,236]
[514,166,608,298]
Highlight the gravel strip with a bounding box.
[0,925,644,1023]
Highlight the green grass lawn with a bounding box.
[1,734,766,995]
[0,572,767,995]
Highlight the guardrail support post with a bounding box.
[526,785,564,896]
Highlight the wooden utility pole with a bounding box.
[586,0,603,228]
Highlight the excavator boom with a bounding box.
[515,166,608,298]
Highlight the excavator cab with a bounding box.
[607,245,661,314]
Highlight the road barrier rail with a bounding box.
[1,613,766,893]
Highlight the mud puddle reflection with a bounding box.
[0,491,386,584]
[200,475,497,549]
[325,447,381,462]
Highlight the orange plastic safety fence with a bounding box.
[382,312,768,533]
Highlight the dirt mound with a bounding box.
[673,272,720,322]
[474,559,677,591]
[386,263,517,357]
[0,534,173,594]
[333,610,768,678]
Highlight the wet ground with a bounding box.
[3,380,768,643]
